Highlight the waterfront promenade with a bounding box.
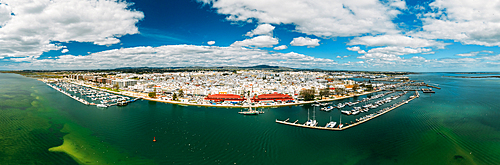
[55,79,383,108]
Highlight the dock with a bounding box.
[44,81,140,108]
[426,84,441,89]
[275,91,420,131]
[46,83,90,105]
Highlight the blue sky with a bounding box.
[1,0,500,71]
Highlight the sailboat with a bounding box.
[304,108,318,127]
[338,115,344,129]
[239,97,264,115]
[238,106,260,115]
[325,116,337,128]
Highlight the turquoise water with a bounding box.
[1,73,500,164]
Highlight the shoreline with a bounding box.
[52,79,383,108]
[37,77,387,108]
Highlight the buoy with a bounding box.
[153,137,156,142]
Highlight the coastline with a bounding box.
[46,79,383,108]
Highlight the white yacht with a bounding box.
[325,116,337,128]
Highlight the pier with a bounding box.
[426,84,441,89]
[276,91,420,131]
[46,83,90,105]
[44,81,139,108]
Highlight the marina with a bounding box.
[44,81,140,108]
[276,91,420,131]
[319,90,396,111]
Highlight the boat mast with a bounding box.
[308,109,310,120]
[313,107,316,120]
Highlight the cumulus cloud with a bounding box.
[456,50,494,57]
[415,0,500,46]
[357,46,433,64]
[348,34,448,49]
[231,35,279,48]
[197,0,402,38]
[273,45,287,50]
[388,0,406,10]
[336,55,350,59]
[0,3,12,26]
[290,37,320,48]
[346,46,366,54]
[366,47,432,56]
[61,49,69,53]
[0,0,144,57]
[246,24,275,37]
[10,45,337,69]
[479,54,500,61]
[207,41,215,45]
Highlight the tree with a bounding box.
[113,83,119,90]
[334,88,345,96]
[319,88,330,99]
[178,89,184,98]
[366,84,373,91]
[172,93,178,101]
[352,84,360,93]
[300,88,315,101]
[148,92,156,98]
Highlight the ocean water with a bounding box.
[1,73,500,164]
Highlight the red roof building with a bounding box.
[253,93,293,102]
[204,94,245,102]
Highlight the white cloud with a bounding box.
[456,50,494,57]
[348,34,448,49]
[388,0,406,10]
[273,45,287,50]
[0,3,12,26]
[290,37,320,48]
[366,47,432,56]
[479,54,500,61]
[207,41,215,45]
[416,0,500,46]
[10,45,337,69]
[0,0,144,57]
[197,0,403,38]
[357,47,433,64]
[61,49,69,53]
[246,24,275,37]
[336,55,350,59]
[231,35,279,48]
[346,46,366,54]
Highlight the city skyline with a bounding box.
[1,0,500,72]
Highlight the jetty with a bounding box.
[46,82,90,105]
[44,81,140,108]
[426,84,441,89]
[276,91,420,131]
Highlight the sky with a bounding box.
[1,0,500,72]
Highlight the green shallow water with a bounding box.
[1,73,500,164]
